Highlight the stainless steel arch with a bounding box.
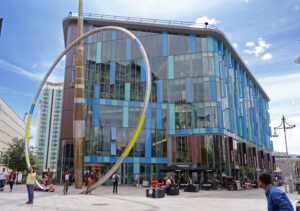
[24,26,151,192]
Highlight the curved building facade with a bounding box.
[59,14,274,184]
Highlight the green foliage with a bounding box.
[0,138,41,173]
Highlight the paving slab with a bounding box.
[0,184,299,211]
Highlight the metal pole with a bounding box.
[282,116,288,193]
[73,0,85,189]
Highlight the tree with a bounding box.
[1,138,41,181]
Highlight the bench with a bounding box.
[146,189,165,198]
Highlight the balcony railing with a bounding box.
[68,12,218,30]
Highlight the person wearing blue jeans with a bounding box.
[26,167,36,204]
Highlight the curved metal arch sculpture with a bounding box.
[24,26,151,192]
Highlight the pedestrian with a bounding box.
[258,173,293,211]
[0,168,8,191]
[112,172,119,194]
[45,173,49,186]
[26,167,36,204]
[63,170,70,195]
[133,173,140,188]
[8,170,16,192]
[85,176,92,195]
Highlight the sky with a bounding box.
[0,0,299,153]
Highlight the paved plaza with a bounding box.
[0,184,299,211]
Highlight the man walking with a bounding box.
[112,172,119,194]
[0,168,8,191]
[259,173,293,211]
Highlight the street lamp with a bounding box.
[272,115,296,193]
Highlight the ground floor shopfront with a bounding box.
[58,134,274,185]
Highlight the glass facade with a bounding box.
[60,18,273,184]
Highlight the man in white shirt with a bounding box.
[0,168,8,191]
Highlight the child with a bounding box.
[47,181,55,192]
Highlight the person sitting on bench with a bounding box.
[150,178,161,198]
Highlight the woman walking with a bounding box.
[26,167,36,204]
[8,170,16,192]
[63,170,70,195]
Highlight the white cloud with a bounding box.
[293,5,299,11]
[261,53,273,61]
[0,59,64,83]
[244,37,271,57]
[245,0,249,2]
[258,73,300,153]
[232,43,238,49]
[246,42,255,47]
[193,16,219,26]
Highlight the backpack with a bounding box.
[114,174,119,181]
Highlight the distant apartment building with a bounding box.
[0,97,26,167]
[35,82,63,177]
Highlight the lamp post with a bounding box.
[272,115,296,193]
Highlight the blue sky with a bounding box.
[0,0,299,153]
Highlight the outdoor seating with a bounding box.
[166,184,180,195]
[184,184,200,192]
[146,189,165,198]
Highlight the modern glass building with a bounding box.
[59,14,274,184]
[35,82,63,177]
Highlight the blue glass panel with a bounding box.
[110,61,115,85]
[125,83,130,101]
[112,30,116,40]
[123,106,128,127]
[84,156,90,162]
[88,24,93,43]
[91,156,97,162]
[141,59,146,82]
[207,36,214,52]
[217,102,223,130]
[98,157,104,162]
[126,38,131,60]
[162,32,168,56]
[96,42,101,64]
[220,40,224,55]
[185,77,192,103]
[146,107,151,129]
[213,38,218,52]
[94,85,100,99]
[156,109,162,129]
[214,52,219,77]
[190,34,196,53]
[134,163,140,173]
[157,80,163,103]
[168,56,174,79]
[210,76,217,101]
[145,128,151,158]
[111,127,116,140]
[169,104,175,131]
[162,158,168,163]
[111,142,116,155]
[87,99,93,104]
